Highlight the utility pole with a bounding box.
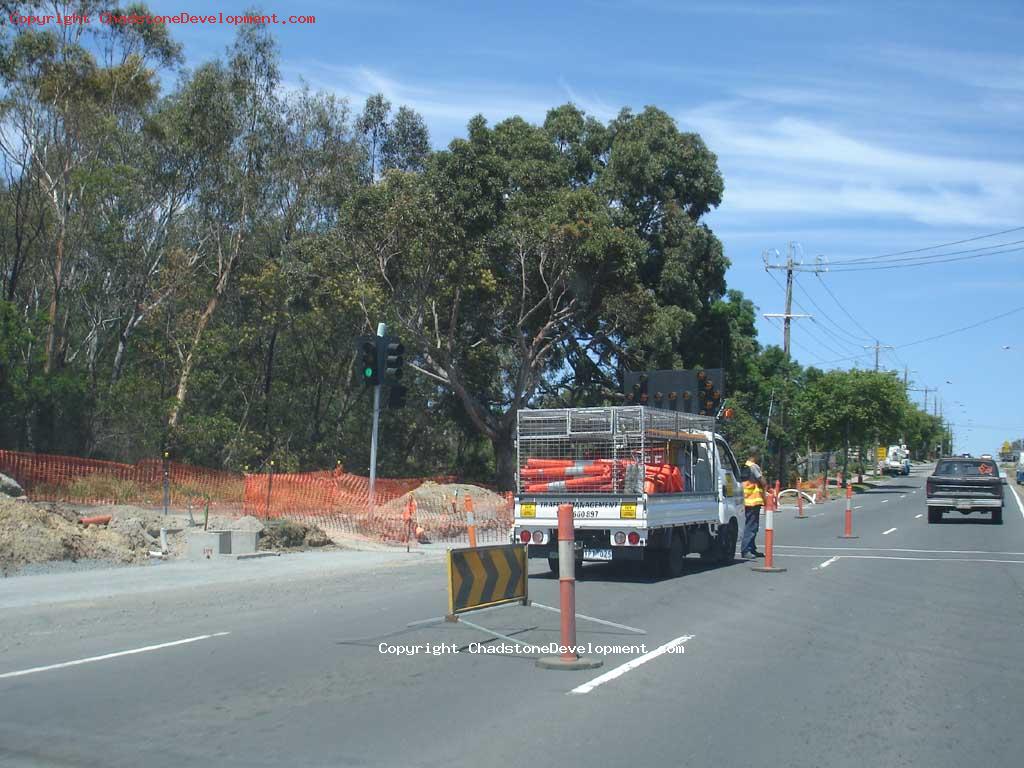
[863,340,895,372]
[908,385,931,413]
[368,321,386,512]
[763,242,822,485]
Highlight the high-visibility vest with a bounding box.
[743,460,764,507]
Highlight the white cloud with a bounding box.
[682,104,1024,227]
[879,45,1024,93]
[281,62,559,142]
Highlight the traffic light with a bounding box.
[384,339,404,384]
[358,336,379,386]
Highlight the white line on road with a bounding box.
[882,499,889,504]
[1011,485,1024,521]
[0,632,231,680]
[900,495,906,499]
[775,554,1024,564]
[915,514,923,519]
[854,505,863,509]
[817,556,840,569]
[775,545,1024,555]
[882,527,897,535]
[569,635,694,695]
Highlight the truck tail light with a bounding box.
[627,531,640,545]
[532,530,544,544]
[613,531,626,545]
[519,530,531,544]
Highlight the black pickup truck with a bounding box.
[926,457,1003,524]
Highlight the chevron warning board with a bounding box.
[447,544,528,615]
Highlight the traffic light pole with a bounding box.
[368,321,386,513]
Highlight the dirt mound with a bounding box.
[258,519,332,550]
[0,498,149,576]
[370,482,511,543]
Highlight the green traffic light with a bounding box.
[363,367,373,377]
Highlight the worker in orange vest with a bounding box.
[741,450,767,559]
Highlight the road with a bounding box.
[2,466,1023,767]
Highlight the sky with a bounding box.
[144,0,1023,455]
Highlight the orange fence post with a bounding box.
[796,476,806,519]
[464,495,478,548]
[403,497,416,552]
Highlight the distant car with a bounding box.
[926,457,1003,524]
[1017,460,1024,485]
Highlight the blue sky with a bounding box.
[149,0,1023,454]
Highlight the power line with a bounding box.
[765,269,853,358]
[829,238,1024,267]
[827,244,1024,272]
[815,274,878,340]
[896,303,1024,350]
[793,276,874,344]
[826,225,1024,265]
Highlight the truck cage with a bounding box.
[515,406,719,496]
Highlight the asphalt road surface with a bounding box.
[2,466,1023,767]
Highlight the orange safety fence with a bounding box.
[0,450,514,546]
[0,449,245,512]
[243,467,513,545]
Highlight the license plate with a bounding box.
[583,548,613,561]
[956,501,971,510]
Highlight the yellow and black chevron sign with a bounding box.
[447,544,528,615]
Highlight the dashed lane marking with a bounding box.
[915,514,923,519]
[774,553,1024,565]
[882,527,897,535]
[817,556,840,569]
[569,635,694,695]
[0,632,231,680]
[774,545,1024,555]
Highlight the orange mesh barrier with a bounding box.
[0,450,513,546]
[0,450,244,512]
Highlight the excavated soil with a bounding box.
[0,497,335,576]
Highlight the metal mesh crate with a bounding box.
[516,407,717,495]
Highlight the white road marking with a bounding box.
[774,545,1024,555]
[882,499,889,504]
[817,556,840,569]
[900,495,906,499]
[0,632,231,680]
[1011,485,1024,521]
[915,514,923,519]
[882,527,897,535]
[775,554,1024,565]
[569,634,694,695]
[854,505,863,509]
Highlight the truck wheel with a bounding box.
[927,508,941,524]
[665,533,684,578]
[547,556,559,576]
[723,520,738,563]
[993,506,1003,525]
